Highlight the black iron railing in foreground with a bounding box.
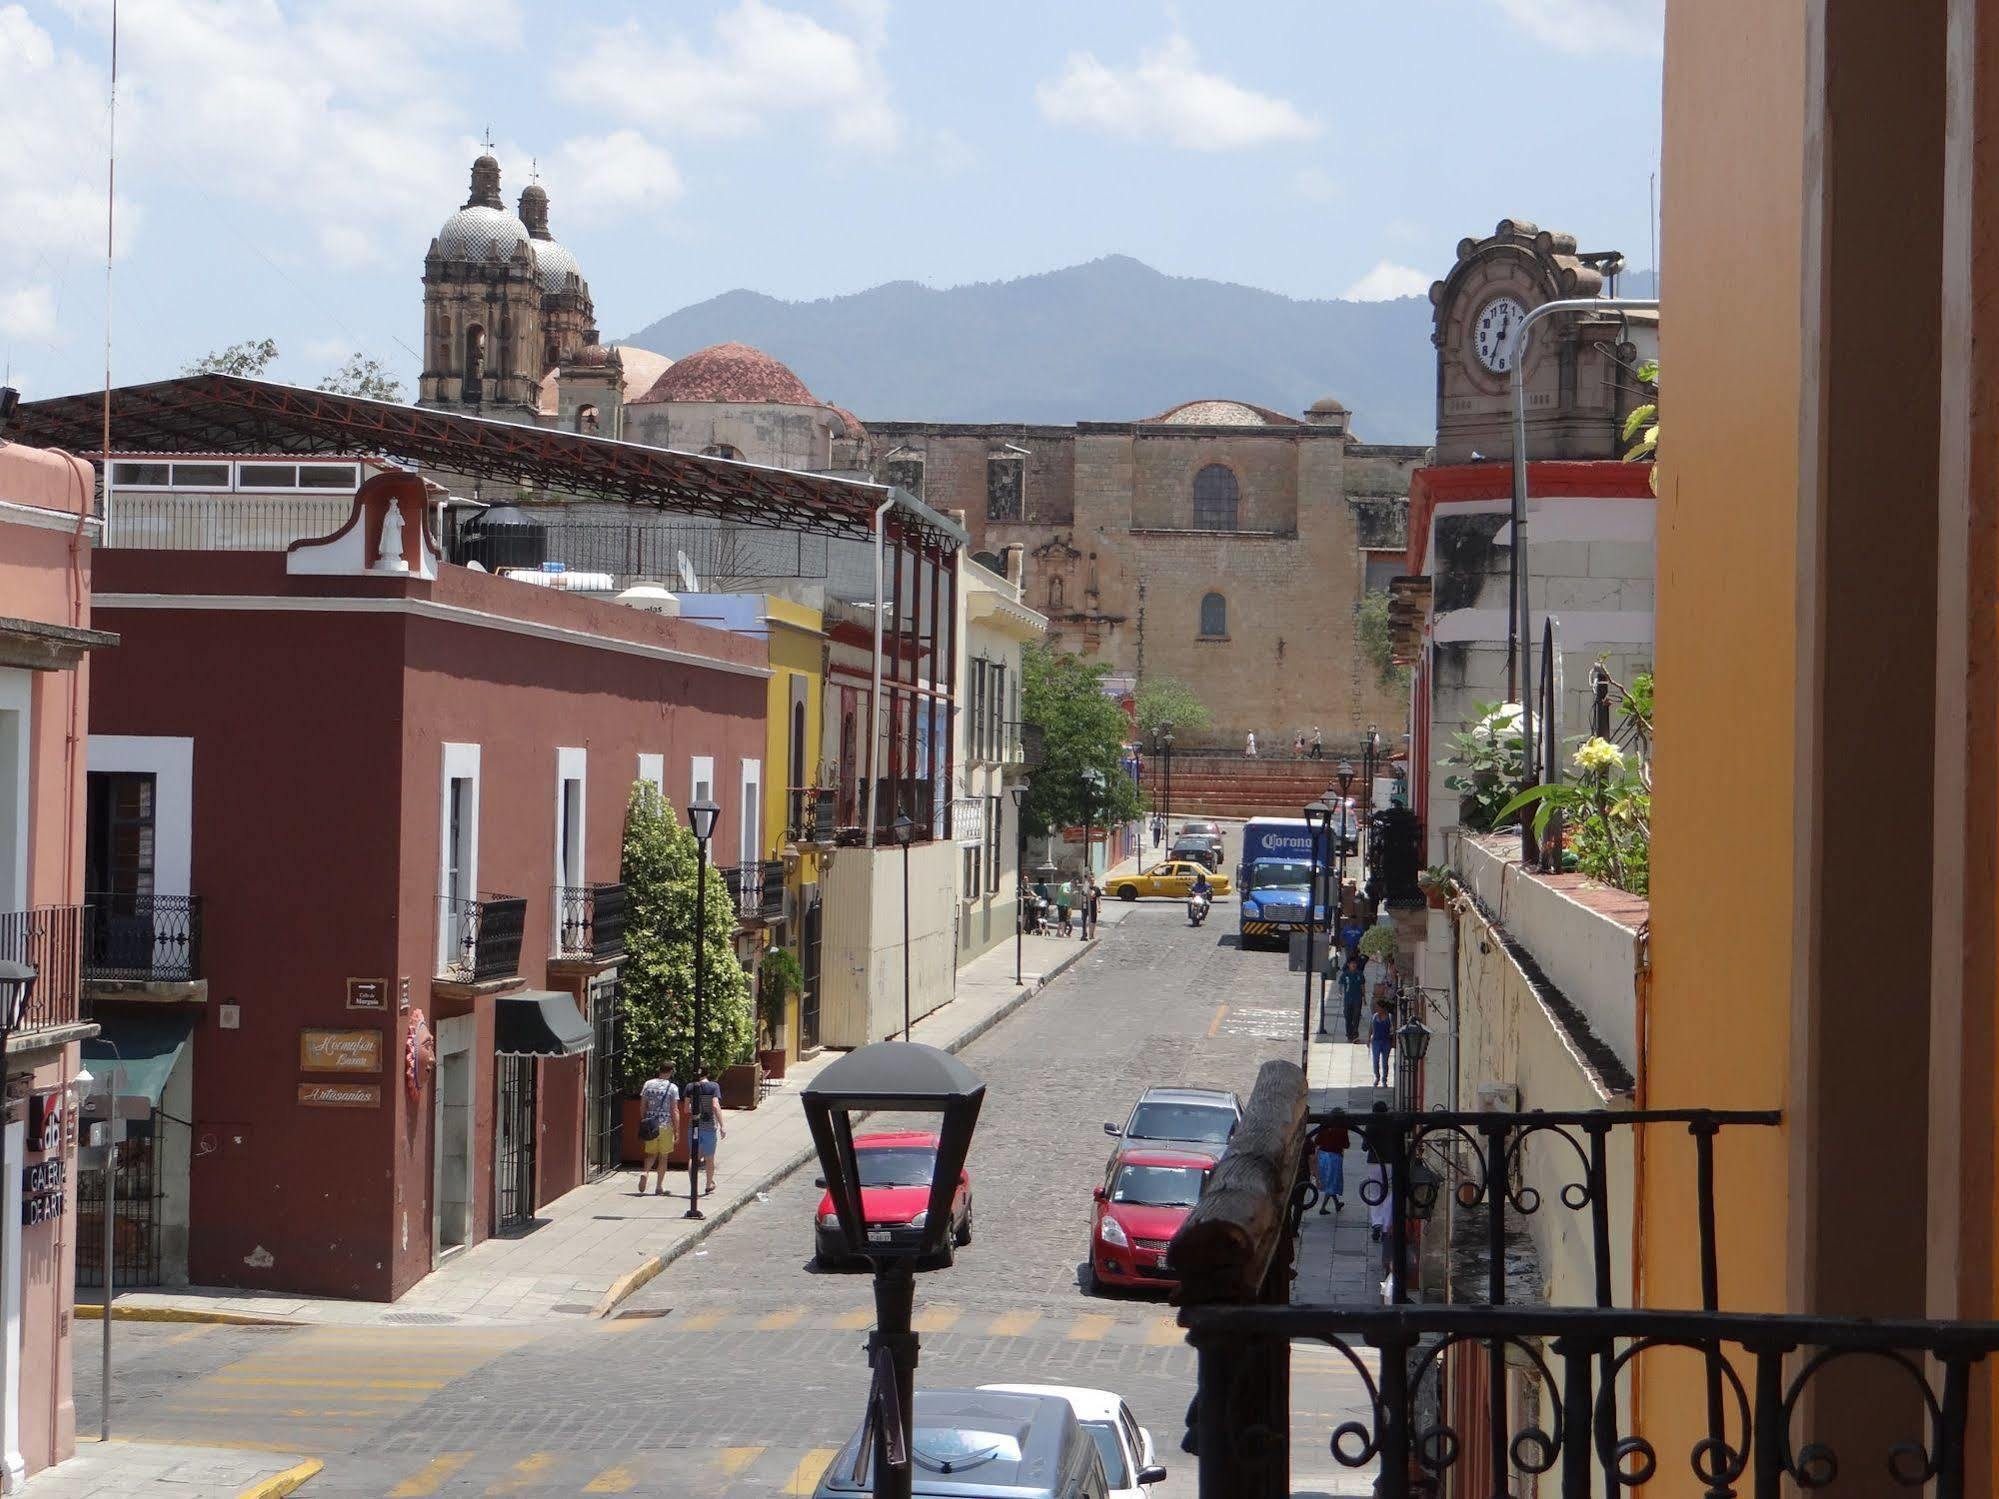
[1180,1302,1999,1499]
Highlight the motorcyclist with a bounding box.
[1188,869,1213,923]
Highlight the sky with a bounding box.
[1,0,1664,401]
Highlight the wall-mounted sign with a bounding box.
[22,1158,64,1225]
[346,978,389,1011]
[399,976,411,1012]
[29,1093,66,1155]
[298,1082,381,1109]
[299,1028,384,1074]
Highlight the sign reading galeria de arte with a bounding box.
[298,1028,384,1073]
[297,1082,381,1109]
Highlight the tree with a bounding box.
[617,781,752,1086]
[1020,643,1144,838]
[319,353,405,402]
[1133,675,1212,738]
[1355,590,1410,689]
[184,338,278,378]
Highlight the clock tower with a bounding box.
[1429,219,1655,465]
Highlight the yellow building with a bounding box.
[762,595,827,1065]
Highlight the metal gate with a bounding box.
[586,975,620,1179]
[494,1054,537,1231]
[800,897,823,1052]
[76,1127,162,1288]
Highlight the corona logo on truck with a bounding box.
[1236,816,1335,947]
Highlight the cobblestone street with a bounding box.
[76,836,1377,1495]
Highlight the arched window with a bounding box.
[575,404,600,434]
[462,324,487,402]
[1193,464,1239,530]
[1199,592,1228,637]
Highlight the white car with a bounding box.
[977,1384,1166,1496]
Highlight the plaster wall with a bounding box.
[816,840,956,1048]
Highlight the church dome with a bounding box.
[633,342,817,405]
[517,182,585,296]
[436,203,534,262]
[1149,398,1301,427]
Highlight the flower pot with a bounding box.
[1424,889,1446,910]
[721,1062,763,1111]
[757,1047,788,1081]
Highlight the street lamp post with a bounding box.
[1081,768,1105,883]
[1160,724,1174,843]
[804,1043,986,1499]
[685,798,720,1220]
[892,813,915,1041]
[1301,800,1333,1071]
[1009,785,1027,985]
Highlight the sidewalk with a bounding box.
[1294,1022,1394,1305]
[21,1441,318,1498]
[83,904,1125,1329]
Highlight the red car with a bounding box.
[1088,1147,1216,1290]
[813,1131,973,1269]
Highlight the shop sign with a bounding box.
[28,1092,65,1155]
[297,1082,381,1109]
[21,1158,64,1225]
[299,1028,384,1073]
[346,978,389,1011]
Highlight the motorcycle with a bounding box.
[1187,891,1211,927]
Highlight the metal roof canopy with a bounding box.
[11,375,967,547]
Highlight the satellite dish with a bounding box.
[676,549,701,594]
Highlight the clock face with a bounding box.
[1472,295,1530,374]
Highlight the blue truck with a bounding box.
[1236,816,1333,947]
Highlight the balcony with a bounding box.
[830,779,941,845]
[785,788,838,845]
[553,883,627,964]
[720,861,786,926]
[437,894,526,985]
[0,905,89,1045]
[84,893,203,986]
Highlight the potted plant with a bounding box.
[1418,865,1452,910]
[757,946,803,1080]
[721,1043,764,1110]
[1358,924,1400,965]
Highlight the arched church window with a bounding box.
[1193,465,1239,530]
[463,324,487,403]
[576,405,600,435]
[1199,592,1228,637]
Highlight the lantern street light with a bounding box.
[1398,1017,1432,1068]
[684,798,721,1220]
[891,813,916,1041]
[804,1042,986,1499]
[1300,799,1334,1065]
[1009,785,1028,985]
[1155,723,1174,846]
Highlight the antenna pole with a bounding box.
[102,0,119,534]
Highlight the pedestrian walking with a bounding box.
[1339,952,1370,1042]
[1310,725,1324,759]
[1373,951,1401,1011]
[1293,731,1307,758]
[635,1061,679,1197]
[1311,1117,1350,1213]
[1245,731,1258,758]
[686,1064,725,1197]
[1081,876,1100,939]
[1055,879,1074,936]
[1369,999,1395,1087]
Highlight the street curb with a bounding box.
[73,1303,305,1327]
[235,1457,323,1498]
[595,938,1098,1319]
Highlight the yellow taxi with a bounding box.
[1111,861,1232,900]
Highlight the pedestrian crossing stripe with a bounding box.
[643,1302,1193,1346]
[784,1447,841,1495]
[387,1452,475,1496]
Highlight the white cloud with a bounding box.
[1490,0,1663,56]
[550,131,684,226]
[1342,260,1431,302]
[0,286,59,343]
[1036,34,1318,152]
[556,1,899,150]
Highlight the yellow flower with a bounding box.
[1572,737,1625,775]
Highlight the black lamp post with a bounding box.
[1301,799,1333,1066]
[1333,759,1357,963]
[892,812,915,1041]
[1009,785,1027,985]
[804,1042,986,1499]
[1081,768,1104,884]
[1159,724,1174,844]
[685,797,720,1220]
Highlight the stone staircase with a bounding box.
[1143,753,1374,821]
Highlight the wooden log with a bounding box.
[1169,1058,1307,1305]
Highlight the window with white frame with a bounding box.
[0,671,30,913]
[437,743,481,975]
[969,659,988,760]
[554,748,587,955]
[637,753,665,798]
[690,756,715,812]
[963,844,982,900]
[740,759,763,866]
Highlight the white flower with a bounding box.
[1572,737,1626,775]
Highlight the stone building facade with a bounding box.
[869,401,1424,751]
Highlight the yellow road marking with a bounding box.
[1066,1313,1115,1342]
[387,1452,475,1496]
[711,1447,765,1479]
[208,1375,445,1390]
[165,1324,218,1346]
[679,1309,727,1332]
[583,1462,642,1492]
[911,1306,958,1333]
[783,1448,840,1495]
[986,1310,1040,1337]
[486,1452,560,1493]
[833,1307,875,1330]
[1145,1315,1184,1346]
[757,1307,805,1331]
[1207,1003,1228,1037]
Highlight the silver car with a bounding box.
[1103,1086,1243,1156]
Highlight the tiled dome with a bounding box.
[634,343,817,405]
[436,204,533,262]
[1148,398,1301,427]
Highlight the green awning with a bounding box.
[83,1010,198,1107]
[495,990,592,1057]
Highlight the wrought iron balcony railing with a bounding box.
[83,892,203,983]
[0,904,85,1036]
[553,883,627,962]
[720,861,786,925]
[786,787,838,844]
[437,894,526,983]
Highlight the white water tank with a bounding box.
[614,580,681,616]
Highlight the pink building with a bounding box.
[0,430,114,1484]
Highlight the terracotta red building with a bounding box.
[86,473,767,1299]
